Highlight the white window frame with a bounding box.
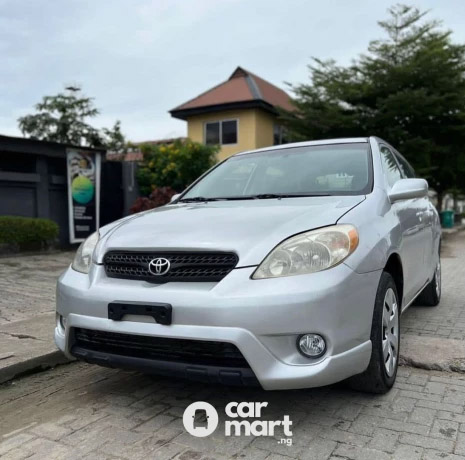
[204,118,238,146]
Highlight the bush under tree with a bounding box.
[136,139,218,197]
[130,186,178,214]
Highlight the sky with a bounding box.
[2,0,465,142]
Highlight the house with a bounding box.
[170,67,294,160]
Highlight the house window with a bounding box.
[273,124,289,145]
[205,120,238,145]
[205,122,220,145]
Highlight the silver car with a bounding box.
[55,137,441,393]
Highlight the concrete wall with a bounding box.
[0,139,71,246]
[0,136,120,247]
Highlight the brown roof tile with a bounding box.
[170,66,293,118]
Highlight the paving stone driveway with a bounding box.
[2,363,465,459]
[0,252,73,324]
[1,233,465,459]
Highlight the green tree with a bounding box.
[18,86,103,147]
[101,120,127,154]
[18,86,128,152]
[281,5,465,207]
[136,139,218,195]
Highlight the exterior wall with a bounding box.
[254,110,275,149]
[0,137,126,247]
[0,140,71,246]
[186,108,276,161]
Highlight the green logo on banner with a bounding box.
[72,176,94,204]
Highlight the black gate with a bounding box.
[100,161,124,227]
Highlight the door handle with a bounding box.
[416,211,423,222]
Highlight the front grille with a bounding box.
[73,328,250,368]
[104,251,238,283]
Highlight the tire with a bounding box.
[415,258,441,307]
[348,272,400,394]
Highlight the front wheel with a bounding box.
[348,272,400,394]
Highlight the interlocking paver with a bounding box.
[0,252,73,324]
[392,444,424,460]
[0,362,464,458]
[409,406,437,426]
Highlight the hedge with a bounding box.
[0,216,59,249]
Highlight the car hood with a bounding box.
[96,196,365,267]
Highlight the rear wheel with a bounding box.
[415,259,441,307]
[348,272,400,394]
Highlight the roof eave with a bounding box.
[170,100,278,120]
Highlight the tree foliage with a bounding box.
[280,5,465,201]
[101,120,127,154]
[136,139,218,195]
[18,86,127,151]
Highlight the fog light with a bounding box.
[297,334,326,358]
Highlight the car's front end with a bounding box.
[55,235,379,390]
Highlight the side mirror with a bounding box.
[170,193,181,203]
[388,178,428,203]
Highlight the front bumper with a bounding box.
[55,263,381,390]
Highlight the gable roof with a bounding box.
[170,66,294,120]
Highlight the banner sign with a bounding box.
[66,148,101,243]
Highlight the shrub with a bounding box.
[136,139,218,196]
[0,216,59,250]
[130,186,177,214]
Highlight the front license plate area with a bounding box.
[108,302,172,325]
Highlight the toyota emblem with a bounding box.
[148,258,171,276]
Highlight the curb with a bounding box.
[0,350,72,385]
[442,224,465,238]
[400,335,465,376]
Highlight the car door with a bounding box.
[379,145,428,305]
[394,149,434,277]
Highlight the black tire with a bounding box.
[415,259,441,307]
[348,272,400,394]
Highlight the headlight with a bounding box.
[71,231,99,274]
[252,224,358,279]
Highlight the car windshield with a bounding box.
[181,143,371,201]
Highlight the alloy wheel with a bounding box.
[382,287,399,377]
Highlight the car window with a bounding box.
[379,146,402,187]
[182,143,372,199]
[394,152,415,178]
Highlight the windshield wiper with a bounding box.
[179,193,332,202]
[178,196,220,203]
[249,193,332,199]
[179,196,255,202]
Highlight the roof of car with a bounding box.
[235,137,370,156]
